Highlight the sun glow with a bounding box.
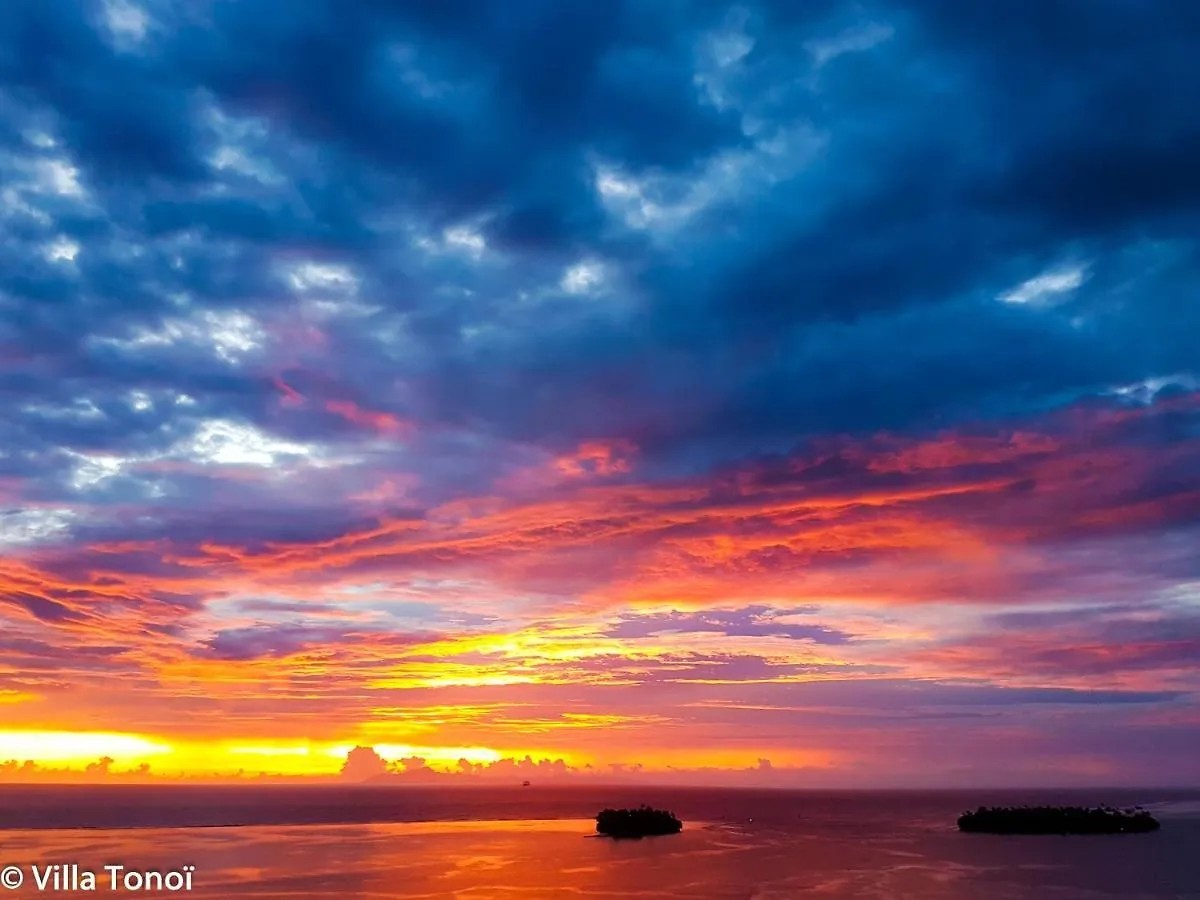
[0,731,171,763]
[0,731,585,778]
[331,744,505,765]
[228,745,317,757]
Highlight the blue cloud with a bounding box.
[0,1,1196,637]
[1,0,1196,480]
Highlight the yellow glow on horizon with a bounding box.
[329,743,504,765]
[0,730,823,780]
[228,745,315,757]
[0,731,171,762]
[419,674,537,688]
[649,747,838,770]
[371,674,537,689]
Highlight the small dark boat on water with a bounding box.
[595,805,683,839]
[958,805,1160,835]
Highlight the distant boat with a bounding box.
[522,780,531,787]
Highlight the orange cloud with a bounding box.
[1,396,1197,784]
[555,439,637,478]
[325,399,410,435]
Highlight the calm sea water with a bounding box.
[0,786,1197,899]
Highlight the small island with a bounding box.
[596,805,683,839]
[958,805,1160,835]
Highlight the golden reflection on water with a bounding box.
[0,816,1190,900]
[3,820,767,900]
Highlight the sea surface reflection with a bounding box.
[1,788,1197,899]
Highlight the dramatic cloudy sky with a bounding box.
[1,0,1198,786]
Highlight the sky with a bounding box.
[0,0,1198,788]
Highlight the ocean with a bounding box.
[0,786,1196,898]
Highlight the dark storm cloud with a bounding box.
[412,0,1200,451]
[0,0,1197,476]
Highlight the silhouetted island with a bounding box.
[958,805,1160,835]
[595,805,683,838]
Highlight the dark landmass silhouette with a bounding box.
[958,805,1161,835]
[596,805,683,839]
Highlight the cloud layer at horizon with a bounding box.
[1,0,1198,786]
